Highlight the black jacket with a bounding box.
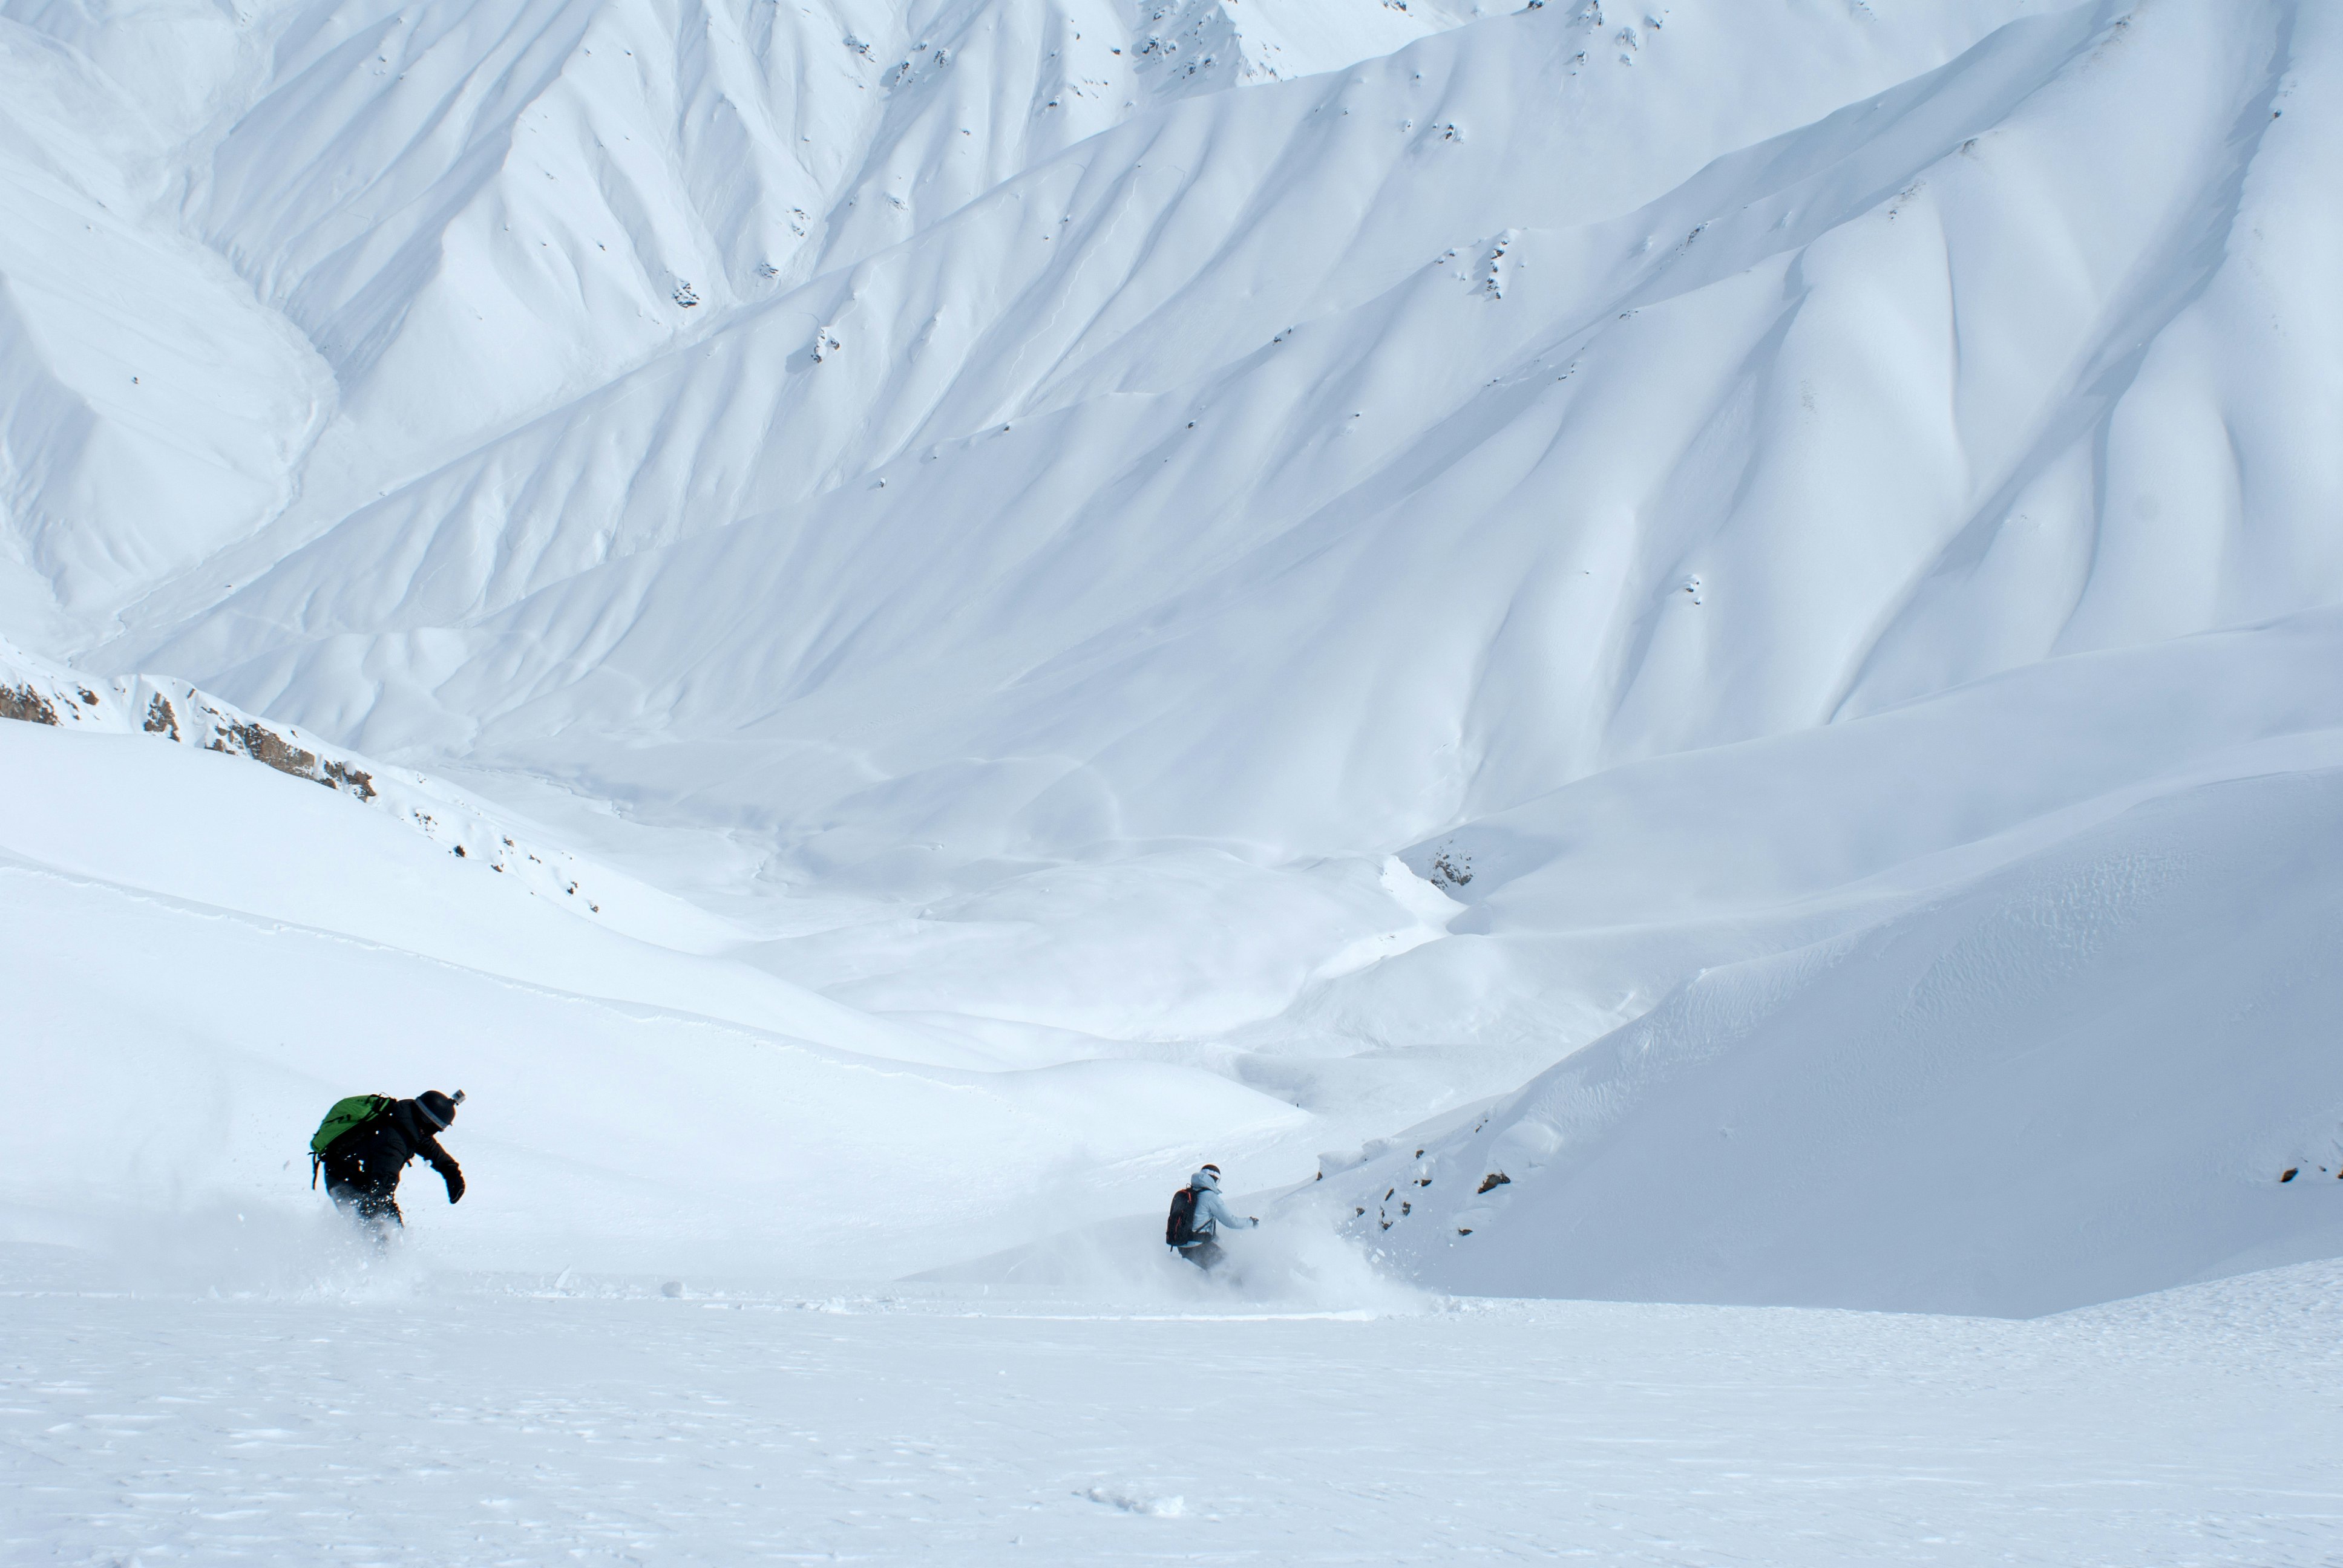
[323,1098,463,1200]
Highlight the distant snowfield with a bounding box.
[4,0,2342,1339]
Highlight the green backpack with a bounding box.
[309,1094,393,1186]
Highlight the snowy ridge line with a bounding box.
[0,636,606,915]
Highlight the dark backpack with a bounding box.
[309,1094,393,1186]
[1165,1185,1199,1247]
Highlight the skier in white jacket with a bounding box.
[1170,1164,1256,1271]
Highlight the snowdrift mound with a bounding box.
[1337,760,2343,1317]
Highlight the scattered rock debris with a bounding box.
[209,718,321,782]
[1481,231,1516,299]
[204,717,373,799]
[1,682,60,725]
[321,760,377,800]
[3,641,610,921]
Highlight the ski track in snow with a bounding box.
[7,1252,2342,1566]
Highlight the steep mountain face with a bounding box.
[64,1,2335,865]
[3,0,2339,1305]
[0,0,1481,639]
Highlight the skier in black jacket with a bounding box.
[321,1091,465,1234]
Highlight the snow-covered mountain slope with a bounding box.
[0,713,1305,1275]
[4,0,2341,1312]
[919,606,2343,1313]
[0,0,1487,641]
[0,13,326,643]
[84,0,2330,875]
[1322,644,2343,1316]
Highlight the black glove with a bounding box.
[443,1165,466,1204]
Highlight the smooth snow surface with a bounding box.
[7,1247,2342,1565]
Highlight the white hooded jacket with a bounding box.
[1184,1168,1255,1241]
